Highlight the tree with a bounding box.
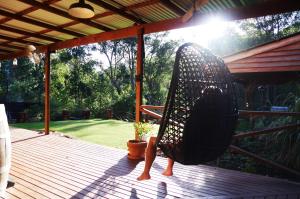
[144,32,178,105]
[239,11,300,47]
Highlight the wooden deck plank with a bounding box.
[13,136,297,195]
[11,142,196,198]
[13,140,300,196]
[12,139,233,197]
[11,131,300,196]
[6,127,300,198]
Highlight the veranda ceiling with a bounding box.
[0,0,299,60]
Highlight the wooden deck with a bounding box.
[6,128,300,199]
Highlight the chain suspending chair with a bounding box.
[155,43,238,165]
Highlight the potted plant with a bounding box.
[127,122,152,160]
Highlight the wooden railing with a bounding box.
[140,104,300,177]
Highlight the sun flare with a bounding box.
[169,17,236,48]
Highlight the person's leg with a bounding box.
[137,136,157,181]
[162,158,174,176]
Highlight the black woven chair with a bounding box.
[156,43,238,165]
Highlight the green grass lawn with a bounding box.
[11,119,156,150]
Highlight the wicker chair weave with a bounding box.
[156,43,238,165]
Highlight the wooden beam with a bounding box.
[3,44,25,51]
[126,0,160,11]
[182,0,208,23]
[216,0,300,22]
[229,145,300,177]
[239,110,300,117]
[140,107,162,120]
[0,49,14,53]
[233,123,300,139]
[91,0,160,20]
[3,0,300,61]
[0,0,61,25]
[88,0,146,24]
[44,48,50,135]
[49,26,139,52]
[140,105,164,110]
[0,9,85,38]
[0,0,159,52]
[45,17,182,53]
[135,28,144,140]
[0,25,61,43]
[160,0,185,16]
[0,16,215,60]
[18,0,113,32]
[190,0,300,27]
[0,34,43,46]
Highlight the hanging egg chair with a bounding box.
[156,43,238,165]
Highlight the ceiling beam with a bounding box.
[192,0,300,22]
[0,0,60,25]
[0,9,85,38]
[88,0,146,24]
[0,34,43,46]
[1,0,159,48]
[2,0,300,61]
[160,0,185,16]
[18,0,113,32]
[109,0,151,23]
[182,0,208,23]
[91,0,160,22]
[125,0,161,11]
[3,44,25,51]
[0,48,14,53]
[0,25,61,42]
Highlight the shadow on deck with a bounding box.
[7,128,300,199]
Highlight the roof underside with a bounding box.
[0,0,300,60]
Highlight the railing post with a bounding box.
[135,28,144,140]
[44,48,50,135]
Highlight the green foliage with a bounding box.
[207,11,300,57]
[134,122,153,141]
[219,81,300,179]
[144,33,177,105]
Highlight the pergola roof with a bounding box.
[224,32,300,74]
[0,0,300,60]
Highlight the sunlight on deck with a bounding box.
[6,128,300,199]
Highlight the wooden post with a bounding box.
[135,28,144,140]
[44,48,50,135]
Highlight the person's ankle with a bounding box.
[162,169,173,176]
[137,172,151,181]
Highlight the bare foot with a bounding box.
[137,173,151,181]
[162,169,173,176]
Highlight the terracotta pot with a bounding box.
[127,140,147,160]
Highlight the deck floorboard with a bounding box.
[6,127,300,199]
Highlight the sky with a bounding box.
[90,16,242,68]
[168,16,242,48]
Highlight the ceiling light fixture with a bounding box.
[27,44,36,52]
[68,0,95,19]
[13,58,17,66]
